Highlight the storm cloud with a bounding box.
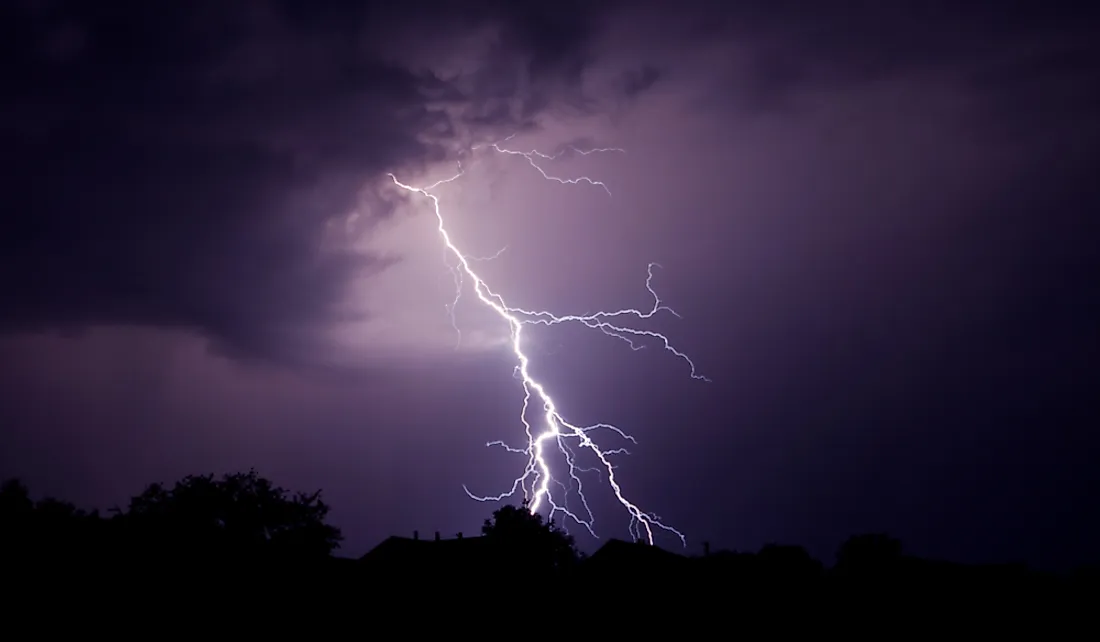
[0,0,639,364]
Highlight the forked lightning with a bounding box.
[388,139,707,546]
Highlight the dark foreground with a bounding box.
[3,473,1096,631]
[7,545,1098,634]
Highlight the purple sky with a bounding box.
[2,1,1098,568]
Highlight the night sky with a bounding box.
[2,1,1098,570]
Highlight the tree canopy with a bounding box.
[482,502,581,572]
[836,533,904,574]
[121,469,342,561]
[1,478,103,562]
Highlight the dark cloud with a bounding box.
[657,2,1100,125]
[10,0,1090,368]
[0,0,625,364]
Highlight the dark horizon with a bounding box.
[6,464,1099,573]
[6,470,1099,580]
[9,474,1092,629]
[2,1,1098,572]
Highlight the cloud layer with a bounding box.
[0,0,644,364]
[4,1,1096,366]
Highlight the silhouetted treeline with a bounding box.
[3,470,1099,618]
[1,470,342,584]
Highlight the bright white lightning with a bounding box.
[388,141,708,547]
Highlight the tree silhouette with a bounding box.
[835,533,903,577]
[0,479,33,516]
[0,479,34,556]
[0,478,104,562]
[482,502,580,573]
[120,469,342,562]
[757,543,825,582]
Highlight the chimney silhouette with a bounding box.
[434,531,440,541]
[456,532,463,539]
[413,530,419,540]
[703,541,710,556]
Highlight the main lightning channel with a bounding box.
[388,143,707,546]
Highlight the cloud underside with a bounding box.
[1,0,1095,366]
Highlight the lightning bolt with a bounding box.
[388,138,708,547]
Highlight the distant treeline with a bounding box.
[3,470,1098,608]
[1,470,340,568]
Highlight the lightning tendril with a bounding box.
[388,138,708,546]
